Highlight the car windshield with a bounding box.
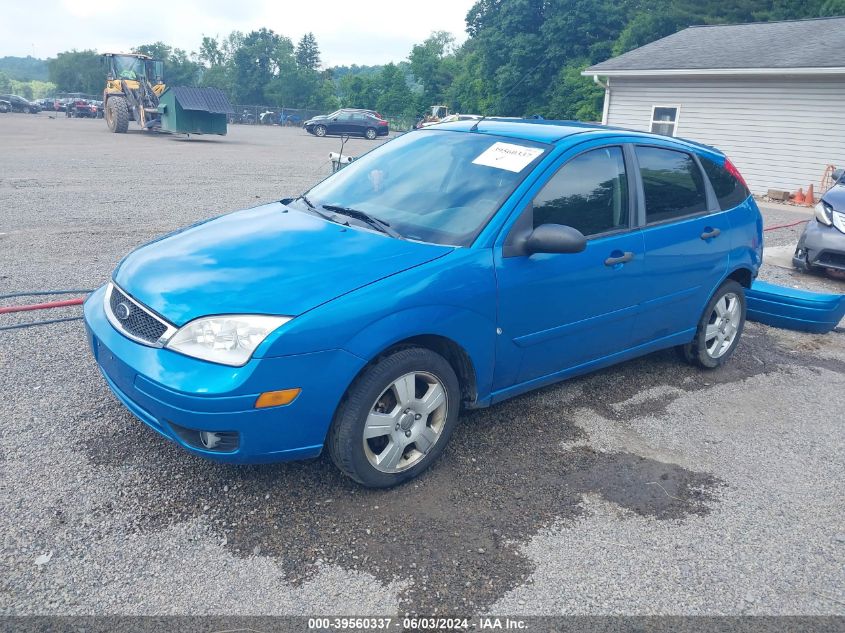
[301,129,548,246]
[112,56,145,80]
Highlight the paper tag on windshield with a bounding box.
[472,142,544,172]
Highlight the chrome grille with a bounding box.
[105,283,174,346]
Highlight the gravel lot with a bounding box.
[1,113,843,618]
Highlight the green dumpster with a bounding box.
[158,86,233,135]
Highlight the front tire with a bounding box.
[314,124,327,137]
[328,347,460,488]
[678,280,746,369]
[364,127,377,140]
[105,97,129,133]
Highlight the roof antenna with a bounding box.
[470,53,551,132]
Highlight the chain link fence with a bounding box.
[228,106,324,126]
[227,105,418,133]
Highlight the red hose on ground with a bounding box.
[0,298,85,314]
[764,219,808,232]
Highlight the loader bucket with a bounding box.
[158,86,233,135]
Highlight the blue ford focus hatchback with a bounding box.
[84,119,763,487]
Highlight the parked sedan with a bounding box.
[84,120,761,487]
[304,109,389,140]
[794,168,845,276]
[0,94,40,113]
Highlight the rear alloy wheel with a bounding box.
[105,96,129,133]
[314,124,327,137]
[364,127,377,140]
[678,280,746,369]
[328,347,460,487]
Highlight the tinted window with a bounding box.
[701,157,750,210]
[636,147,708,223]
[532,147,629,236]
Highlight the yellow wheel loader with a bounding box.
[102,53,233,135]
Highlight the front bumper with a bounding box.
[83,285,367,464]
[793,219,845,271]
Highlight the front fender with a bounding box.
[342,305,497,404]
[259,248,498,402]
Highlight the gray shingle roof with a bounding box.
[585,17,845,74]
[169,86,234,114]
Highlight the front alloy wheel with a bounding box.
[328,347,460,487]
[314,124,327,137]
[364,371,448,473]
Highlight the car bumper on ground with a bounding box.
[83,285,367,464]
[793,218,845,271]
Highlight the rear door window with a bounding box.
[700,158,750,210]
[532,146,629,237]
[636,146,708,223]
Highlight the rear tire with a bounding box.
[364,127,377,140]
[314,124,327,137]
[677,280,746,369]
[328,347,460,488]
[106,97,129,133]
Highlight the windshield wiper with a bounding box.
[321,204,402,239]
[296,195,336,222]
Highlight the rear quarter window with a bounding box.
[636,146,708,223]
[701,157,750,210]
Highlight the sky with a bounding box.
[0,0,476,66]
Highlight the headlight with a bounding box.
[815,201,833,226]
[165,315,291,366]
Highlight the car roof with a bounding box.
[431,118,724,160]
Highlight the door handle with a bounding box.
[604,251,634,266]
[700,227,721,240]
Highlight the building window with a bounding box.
[650,106,679,136]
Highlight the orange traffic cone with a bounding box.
[805,183,815,206]
[793,188,805,204]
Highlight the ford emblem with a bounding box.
[115,301,132,320]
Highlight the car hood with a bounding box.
[306,115,327,122]
[114,202,452,325]
[822,182,845,211]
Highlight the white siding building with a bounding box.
[584,17,845,196]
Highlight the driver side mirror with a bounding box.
[503,204,588,257]
[525,224,587,255]
[834,168,844,183]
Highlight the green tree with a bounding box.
[820,0,845,15]
[47,50,102,94]
[409,31,456,107]
[338,73,379,109]
[295,33,321,70]
[0,56,48,81]
[375,63,414,115]
[231,28,290,103]
[0,71,11,93]
[133,42,200,86]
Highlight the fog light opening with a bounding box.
[199,431,222,449]
[169,422,240,452]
